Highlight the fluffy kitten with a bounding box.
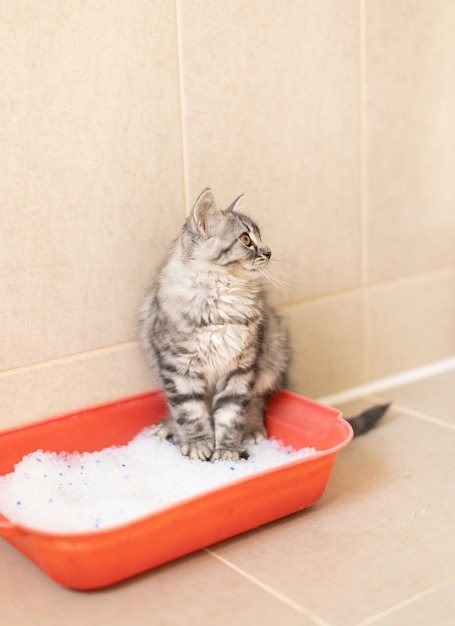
[139,189,389,461]
[139,189,290,461]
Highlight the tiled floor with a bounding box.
[1,369,454,626]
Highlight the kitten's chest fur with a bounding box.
[167,264,261,323]
[160,262,263,379]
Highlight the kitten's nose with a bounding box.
[262,249,271,260]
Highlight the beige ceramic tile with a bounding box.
[282,292,364,398]
[209,405,455,625]
[0,543,312,626]
[365,0,455,283]
[0,1,185,371]
[369,578,455,626]
[178,0,361,303]
[374,368,455,427]
[0,342,156,430]
[366,270,455,380]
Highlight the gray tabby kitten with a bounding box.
[139,189,290,461]
[140,189,390,462]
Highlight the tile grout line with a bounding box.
[369,396,455,432]
[205,549,332,626]
[277,264,455,312]
[277,286,362,312]
[174,0,190,218]
[366,392,455,430]
[360,390,455,432]
[359,0,367,289]
[0,341,140,377]
[354,576,455,626]
[358,0,370,385]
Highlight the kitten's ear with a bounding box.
[191,188,220,237]
[225,194,244,213]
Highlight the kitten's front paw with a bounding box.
[243,426,267,445]
[210,448,249,462]
[180,439,215,461]
[150,418,175,441]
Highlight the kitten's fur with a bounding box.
[140,189,389,461]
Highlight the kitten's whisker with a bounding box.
[259,266,293,292]
[267,257,290,265]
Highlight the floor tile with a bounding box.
[374,368,455,426]
[0,542,310,626]
[209,403,455,625]
[367,578,455,626]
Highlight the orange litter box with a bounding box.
[0,389,352,590]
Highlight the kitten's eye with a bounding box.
[239,233,252,247]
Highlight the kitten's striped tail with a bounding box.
[346,403,391,437]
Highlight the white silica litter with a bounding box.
[0,428,317,534]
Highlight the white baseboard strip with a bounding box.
[317,356,455,406]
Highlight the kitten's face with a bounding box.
[186,190,271,274]
[213,211,271,272]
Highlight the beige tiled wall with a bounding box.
[1,1,455,428]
